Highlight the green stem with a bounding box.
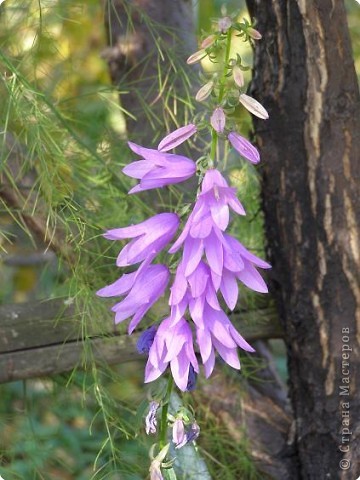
[209,129,217,165]
[159,376,174,449]
[218,29,232,103]
[208,28,233,168]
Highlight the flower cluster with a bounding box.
[97,12,269,470]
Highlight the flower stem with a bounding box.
[218,29,232,103]
[209,28,233,167]
[209,129,217,165]
[159,376,174,449]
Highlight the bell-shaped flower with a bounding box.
[104,213,179,267]
[228,132,260,164]
[157,124,197,152]
[145,317,199,391]
[97,263,170,333]
[123,142,196,194]
[220,234,271,303]
[168,260,255,379]
[169,169,245,277]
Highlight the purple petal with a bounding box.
[158,124,197,152]
[183,237,204,276]
[169,265,188,305]
[189,296,205,327]
[228,132,260,164]
[127,142,169,165]
[220,269,239,310]
[229,324,255,352]
[187,262,209,298]
[237,262,268,293]
[170,348,190,391]
[203,348,215,378]
[206,307,237,348]
[96,271,137,297]
[201,169,228,193]
[212,338,240,369]
[196,327,212,362]
[209,199,229,231]
[122,160,154,179]
[204,233,223,276]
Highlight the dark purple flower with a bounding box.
[228,132,260,164]
[186,364,197,391]
[97,263,170,333]
[104,213,179,267]
[137,326,157,354]
[174,421,200,449]
[123,142,196,194]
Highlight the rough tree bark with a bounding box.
[246,1,360,478]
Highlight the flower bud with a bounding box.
[172,418,186,447]
[239,93,269,120]
[145,401,159,435]
[233,66,244,88]
[218,16,232,33]
[158,124,197,152]
[201,34,216,49]
[211,107,226,133]
[186,49,207,65]
[247,27,262,40]
[228,132,260,164]
[137,326,157,354]
[195,81,214,102]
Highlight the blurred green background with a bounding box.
[0,1,358,479]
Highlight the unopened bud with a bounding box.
[239,93,269,120]
[247,27,262,40]
[233,66,244,88]
[158,124,197,152]
[218,16,232,33]
[211,107,226,133]
[186,49,207,65]
[195,81,214,102]
[201,34,216,49]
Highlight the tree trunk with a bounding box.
[246,1,360,478]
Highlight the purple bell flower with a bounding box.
[144,317,199,391]
[169,169,245,277]
[97,263,170,333]
[104,213,179,267]
[123,142,196,194]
